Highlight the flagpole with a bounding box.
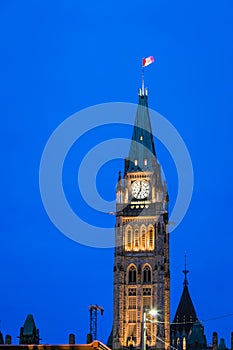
[141,56,154,96]
[142,64,145,96]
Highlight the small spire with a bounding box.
[116,171,123,194]
[182,252,189,287]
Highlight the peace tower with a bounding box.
[111,82,170,350]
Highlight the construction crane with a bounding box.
[87,304,104,342]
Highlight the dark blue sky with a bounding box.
[1,0,233,347]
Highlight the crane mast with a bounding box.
[88,304,104,342]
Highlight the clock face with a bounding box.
[131,180,150,199]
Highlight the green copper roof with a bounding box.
[22,314,36,335]
[126,92,157,172]
[187,322,207,347]
[218,338,227,350]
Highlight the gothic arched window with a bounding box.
[141,226,146,250]
[128,265,137,284]
[134,226,139,250]
[183,337,186,350]
[125,225,133,251]
[148,225,154,250]
[143,265,152,283]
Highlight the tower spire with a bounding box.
[182,252,189,286]
[125,57,157,174]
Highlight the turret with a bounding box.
[0,331,4,345]
[116,171,123,204]
[19,314,40,345]
[218,338,227,350]
[171,255,198,350]
[187,322,207,350]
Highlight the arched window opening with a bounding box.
[128,266,137,284]
[141,226,146,250]
[128,288,136,296]
[177,338,180,347]
[134,227,139,250]
[143,265,152,283]
[143,288,151,296]
[148,226,154,250]
[126,226,132,250]
[183,337,186,350]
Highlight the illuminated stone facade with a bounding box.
[112,89,170,350]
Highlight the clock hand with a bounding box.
[136,184,141,197]
[139,182,142,195]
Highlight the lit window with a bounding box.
[128,310,137,323]
[183,337,186,350]
[134,228,139,249]
[125,226,133,251]
[134,159,138,166]
[128,297,136,309]
[146,323,152,341]
[143,296,151,309]
[128,324,136,337]
[140,135,143,141]
[148,226,154,250]
[144,159,148,166]
[141,226,146,250]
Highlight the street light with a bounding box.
[142,308,158,350]
[148,309,158,318]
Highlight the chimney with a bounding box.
[69,334,75,344]
[86,333,92,344]
[5,335,12,345]
[212,332,218,350]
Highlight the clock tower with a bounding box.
[112,86,170,350]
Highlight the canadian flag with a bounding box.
[142,56,155,67]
